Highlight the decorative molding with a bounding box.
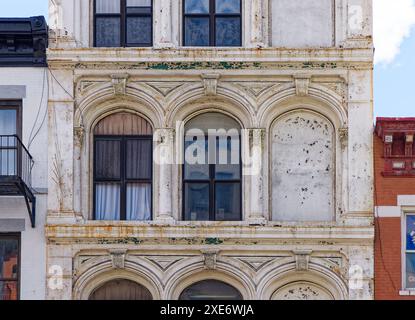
[201,250,219,270]
[74,126,85,147]
[294,250,312,271]
[146,82,184,96]
[339,127,349,148]
[294,74,311,96]
[109,249,127,269]
[146,256,183,271]
[237,257,276,271]
[111,73,129,96]
[201,74,220,96]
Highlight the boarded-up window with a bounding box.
[271,111,335,221]
[271,0,334,48]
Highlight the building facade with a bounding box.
[45,0,375,300]
[0,16,48,300]
[374,118,415,300]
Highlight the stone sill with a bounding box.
[399,290,415,296]
[46,47,374,65]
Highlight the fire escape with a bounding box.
[0,135,36,227]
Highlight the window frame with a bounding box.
[182,134,242,222]
[93,134,153,221]
[182,0,243,47]
[93,0,153,47]
[0,233,21,301]
[404,212,415,290]
[0,101,22,138]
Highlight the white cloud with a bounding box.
[374,0,415,65]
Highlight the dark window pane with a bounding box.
[0,239,18,279]
[215,17,241,46]
[215,136,240,180]
[127,16,152,45]
[406,253,415,289]
[179,280,243,300]
[407,215,415,250]
[185,17,210,46]
[126,183,151,221]
[185,183,209,221]
[95,183,121,220]
[184,138,209,180]
[95,140,121,179]
[215,183,240,221]
[96,0,121,13]
[96,17,121,47]
[185,0,209,13]
[126,139,152,179]
[216,0,240,13]
[127,7,152,14]
[0,281,18,300]
[0,110,17,135]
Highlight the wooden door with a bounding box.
[89,279,153,300]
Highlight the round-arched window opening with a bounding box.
[179,280,243,300]
[89,279,153,300]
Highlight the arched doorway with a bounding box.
[89,279,153,300]
[179,280,243,300]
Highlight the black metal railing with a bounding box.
[0,135,34,189]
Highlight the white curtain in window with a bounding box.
[96,0,121,13]
[95,184,121,220]
[126,183,151,221]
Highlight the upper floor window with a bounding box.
[183,0,242,46]
[93,113,153,221]
[0,234,20,301]
[94,0,153,47]
[405,214,415,289]
[183,113,242,221]
[0,101,21,176]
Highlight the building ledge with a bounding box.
[399,290,415,296]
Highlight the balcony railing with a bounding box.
[0,135,36,227]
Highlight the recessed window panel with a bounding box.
[216,0,240,13]
[185,0,210,13]
[96,0,121,13]
[215,17,241,46]
[185,17,210,46]
[407,215,415,251]
[215,183,240,221]
[95,17,121,47]
[406,253,415,289]
[185,183,210,221]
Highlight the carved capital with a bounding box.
[202,73,220,96]
[109,249,127,269]
[339,127,349,148]
[111,73,129,96]
[154,128,175,145]
[201,249,219,270]
[294,74,311,96]
[294,250,312,271]
[74,126,85,148]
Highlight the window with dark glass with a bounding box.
[93,113,153,221]
[183,0,242,46]
[183,113,241,221]
[0,235,20,301]
[94,0,152,47]
[0,101,21,176]
[179,280,243,300]
[406,214,415,289]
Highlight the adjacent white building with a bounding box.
[0,16,48,300]
[44,0,374,300]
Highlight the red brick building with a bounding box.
[375,118,415,300]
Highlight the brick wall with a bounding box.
[374,134,415,300]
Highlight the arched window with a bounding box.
[89,279,153,300]
[179,280,243,300]
[93,112,153,221]
[271,110,335,221]
[183,112,242,221]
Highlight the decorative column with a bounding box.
[154,0,175,48]
[246,0,267,47]
[246,128,267,225]
[154,128,175,223]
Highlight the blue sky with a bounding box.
[2,0,415,118]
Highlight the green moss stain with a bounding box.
[204,238,224,245]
